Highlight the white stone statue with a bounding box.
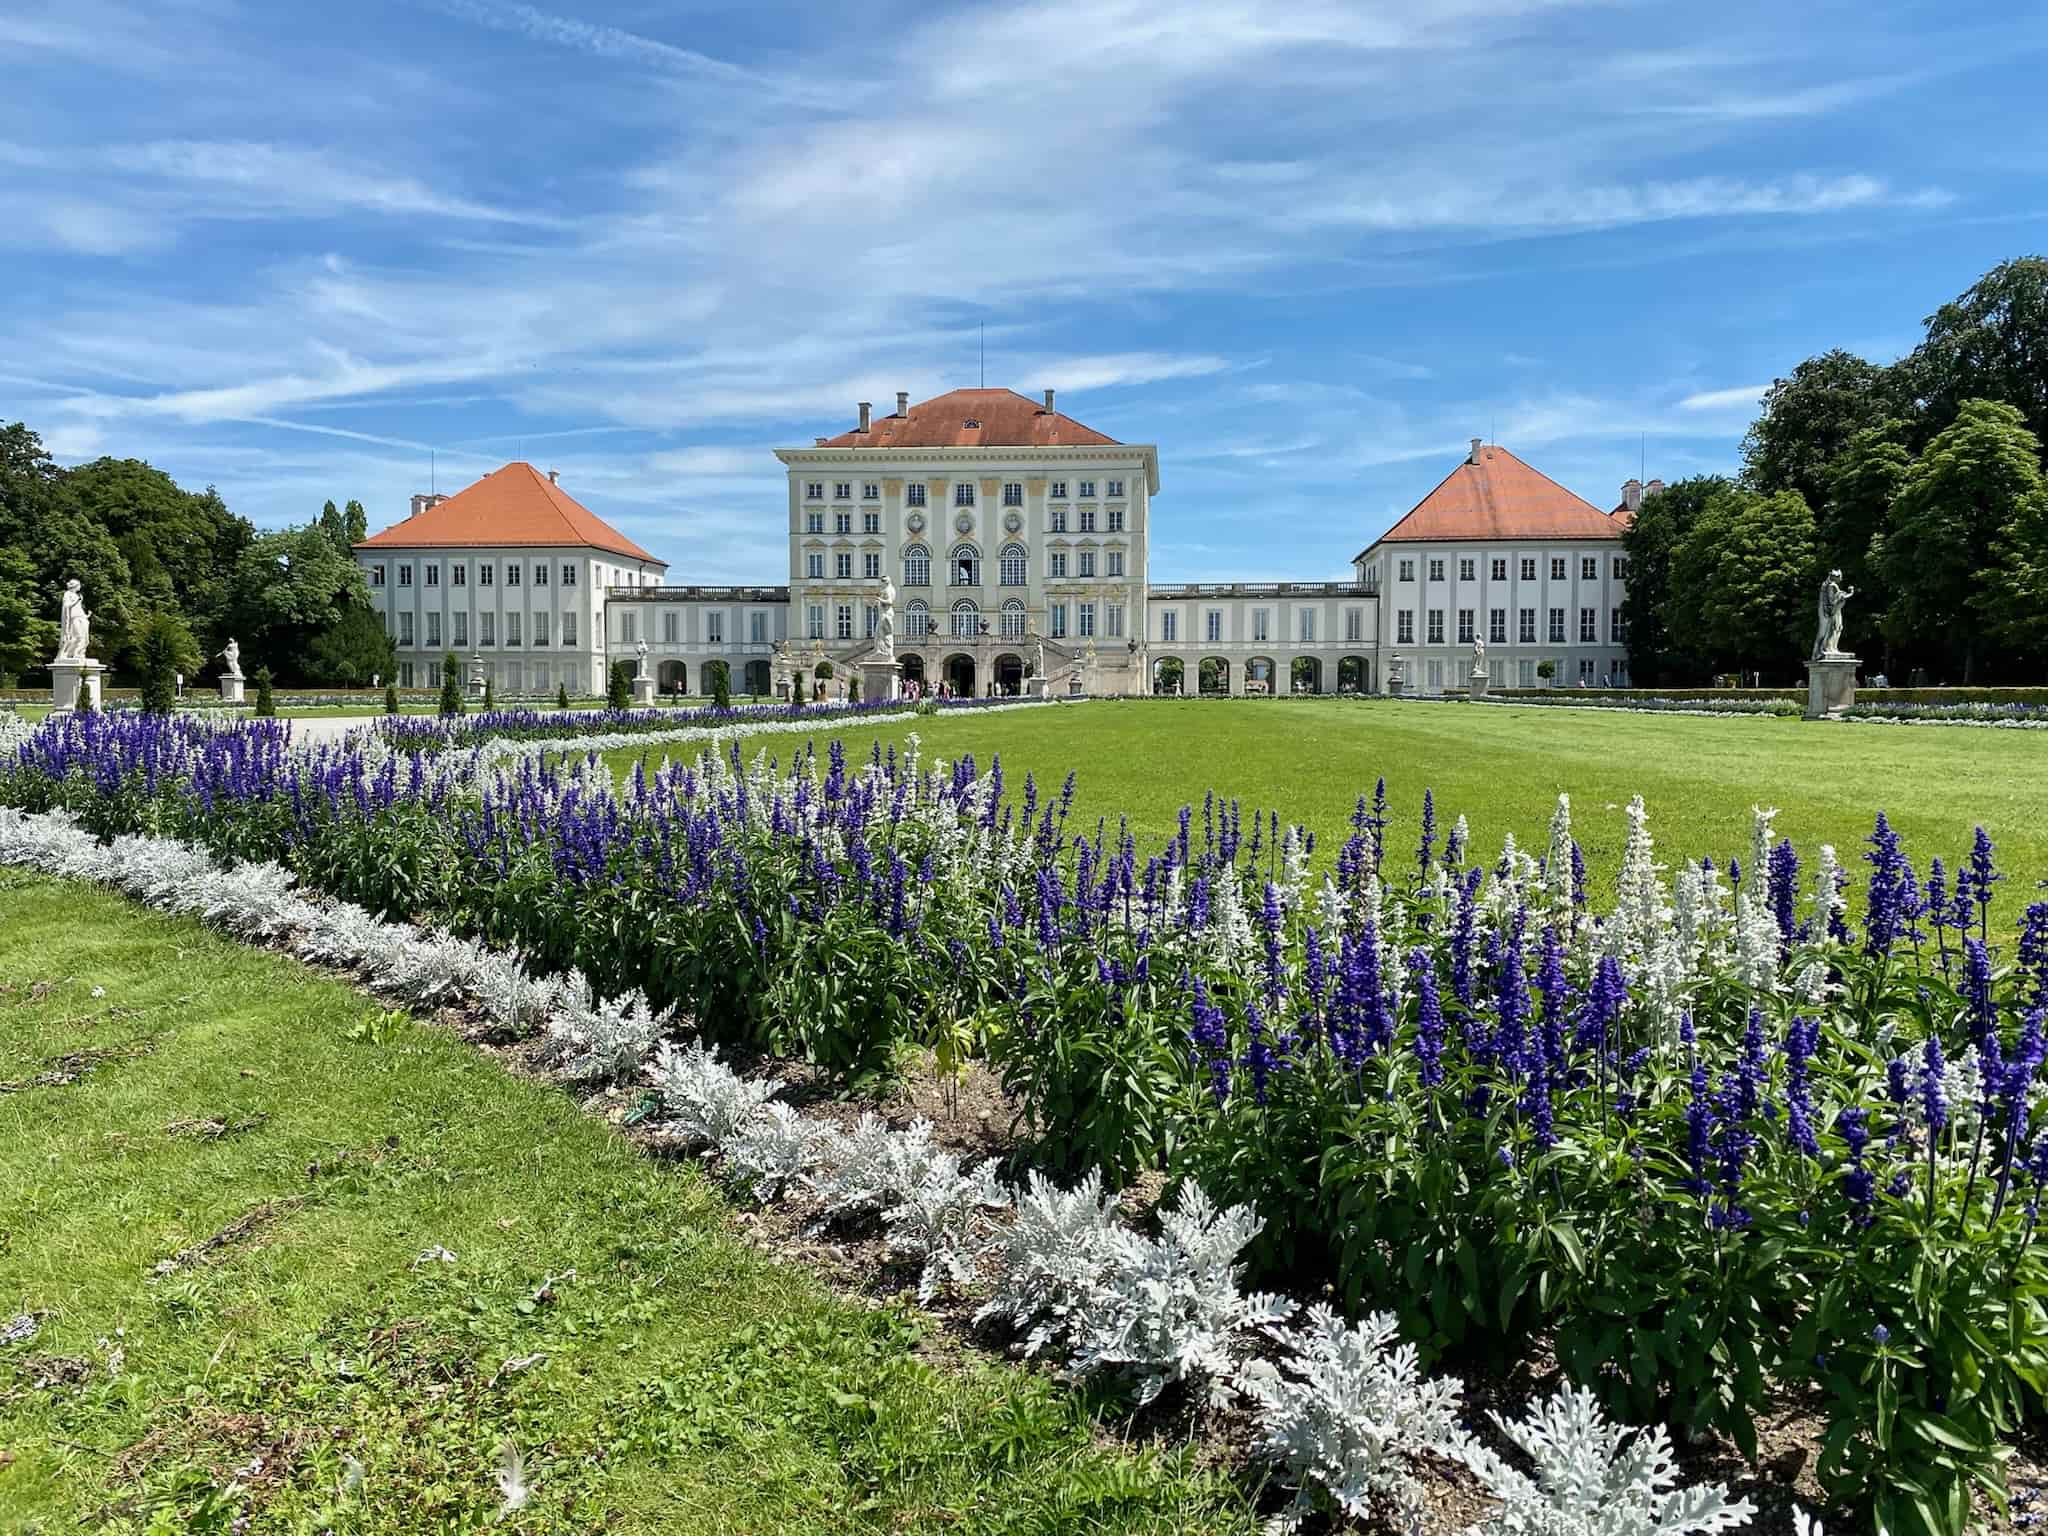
[218,638,243,679]
[1471,635,1486,673]
[1033,635,1045,678]
[56,579,90,661]
[634,637,649,679]
[1813,569,1855,660]
[878,578,896,659]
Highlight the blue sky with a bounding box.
[5,0,2046,582]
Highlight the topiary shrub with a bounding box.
[557,682,570,710]
[439,653,463,716]
[483,676,495,710]
[607,661,632,711]
[253,666,276,717]
[384,682,400,715]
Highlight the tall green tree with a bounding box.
[66,457,249,650]
[318,498,348,553]
[1742,351,1902,512]
[343,499,368,546]
[304,602,398,687]
[1619,475,1728,685]
[135,610,201,714]
[223,524,376,683]
[1877,399,2043,682]
[1668,487,1818,678]
[0,545,57,683]
[0,424,138,669]
[1819,420,1912,662]
[1901,256,2048,452]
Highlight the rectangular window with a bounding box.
[834,511,851,534]
[806,553,824,579]
[1108,507,1124,532]
[835,553,852,579]
[561,612,576,646]
[1206,609,1222,643]
[1611,607,1627,643]
[1398,558,1415,582]
[1050,480,1067,499]
[1489,608,1506,644]
[1253,609,1270,643]
[1079,509,1097,533]
[1397,609,1414,645]
[1050,509,1068,533]
[506,563,521,587]
[1520,557,1536,581]
[1519,608,1536,643]
[954,482,975,506]
[705,611,723,643]
[1107,603,1125,638]
[1106,550,1124,577]
[1520,659,1536,687]
[453,611,468,647]
[863,552,881,580]
[862,482,880,502]
[1427,659,1444,693]
[1344,607,1362,643]
[835,604,853,640]
[398,564,413,588]
[1161,610,1178,642]
[507,611,523,646]
[1548,607,1565,643]
[863,511,880,534]
[805,481,824,500]
[371,564,386,586]
[424,564,439,587]
[805,511,824,534]
[1299,609,1316,643]
[661,610,677,643]
[1581,658,1597,680]
[400,662,414,688]
[833,481,852,501]
[479,564,493,587]
[426,612,441,647]
[534,563,548,586]
[1490,558,1507,581]
[1580,607,1597,642]
[1078,602,1096,638]
[1459,558,1476,581]
[479,612,495,646]
[562,564,576,587]
[1106,479,1124,498]
[1551,557,1566,580]
[806,604,824,639]
[1427,609,1445,644]
[1051,602,1069,638]
[1582,557,1598,581]
[1003,482,1023,506]
[1457,609,1474,644]
[533,611,549,647]
[1078,552,1096,578]
[449,565,465,588]
[864,604,878,638]
[1049,552,1068,578]
[1614,556,1631,581]
[399,611,414,645]
[1428,558,1444,581]
[1078,480,1096,499]
[906,482,926,507]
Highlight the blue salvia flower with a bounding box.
[1838,1106,1875,1225]
[1862,812,1910,959]
[1416,789,1437,878]
[1570,842,1588,910]
[1785,1015,1821,1158]
[1241,999,1276,1106]
[1681,1017,1715,1199]
[1188,978,1231,1107]
[1408,946,1446,1089]
[2020,901,2048,1010]
[1963,938,1995,1052]
[1918,1036,1948,1135]
[1968,826,2001,938]
[1260,879,1287,1012]
[1767,839,1800,952]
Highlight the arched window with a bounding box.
[1000,599,1027,638]
[950,543,980,587]
[905,599,931,638]
[951,599,981,638]
[998,543,1027,586]
[902,543,930,587]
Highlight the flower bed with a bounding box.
[3,709,2043,1532]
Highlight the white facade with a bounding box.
[1145,582,1380,694]
[603,585,791,696]
[363,543,664,695]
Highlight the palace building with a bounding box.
[357,391,1644,698]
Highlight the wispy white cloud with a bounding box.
[1677,383,1770,411]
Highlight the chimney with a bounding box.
[1043,387,1056,414]
[1644,478,1665,500]
[546,468,559,486]
[1621,478,1643,512]
[408,492,445,519]
[1469,437,1483,465]
[896,390,909,417]
[858,401,872,432]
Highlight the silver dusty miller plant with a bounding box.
[1068,1184,1292,1408]
[1237,1305,1464,1535]
[976,1168,1123,1358]
[809,1116,1010,1302]
[542,985,674,1084]
[646,1041,775,1149]
[724,1102,837,1200]
[1456,1386,1756,1536]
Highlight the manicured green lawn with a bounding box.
[0,872,1254,1534]
[604,699,2048,905]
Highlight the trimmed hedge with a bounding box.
[1494,685,2048,707]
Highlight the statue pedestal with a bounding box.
[218,675,245,705]
[1805,654,1859,719]
[859,659,901,702]
[49,657,103,711]
[1468,668,1489,700]
[631,673,656,706]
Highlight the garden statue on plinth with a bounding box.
[217,637,247,704]
[1468,635,1488,699]
[631,637,656,705]
[49,578,103,711]
[1805,569,1860,719]
[860,579,903,701]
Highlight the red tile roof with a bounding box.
[355,462,663,565]
[815,388,1119,449]
[1361,445,1628,552]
